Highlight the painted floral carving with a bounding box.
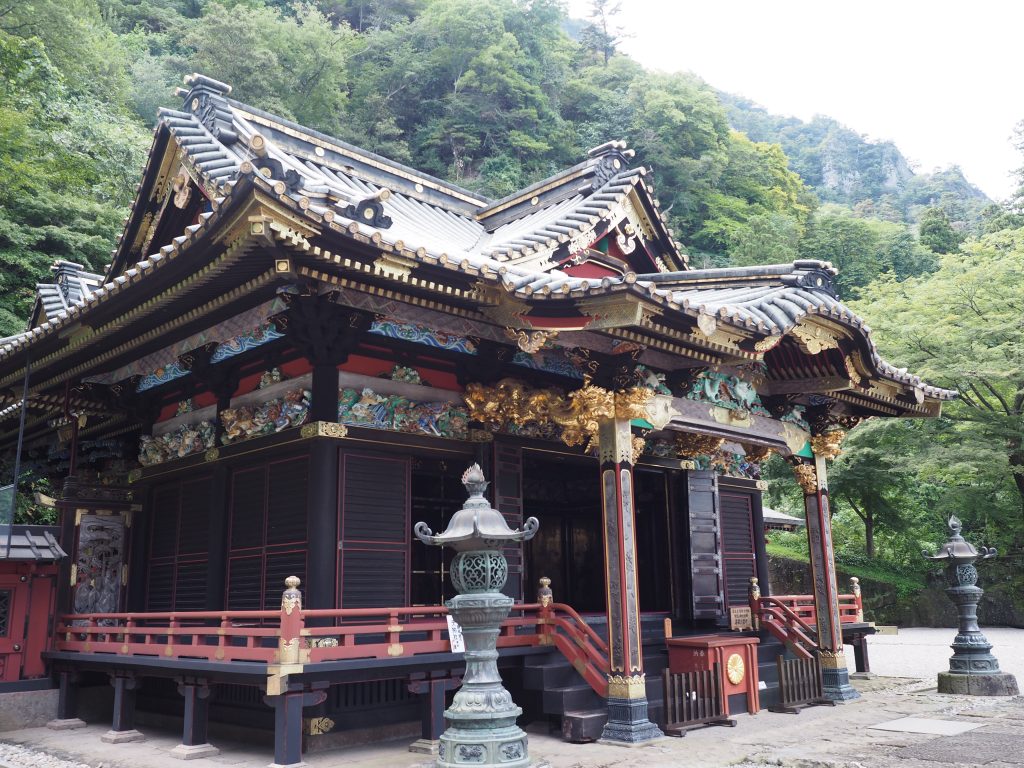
[385,364,426,385]
[138,420,216,465]
[687,370,770,417]
[338,387,469,439]
[220,388,311,444]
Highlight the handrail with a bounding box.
[549,602,609,656]
[747,576,867,661]
[55,579,614,699]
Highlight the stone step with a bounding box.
[541,683,602,715]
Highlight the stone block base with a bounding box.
[938,672,1019,696]
[822,666,861,702]
[599,697,663,744]
[562,710,607,743]
[408,738,439,755]
[46,718,87,731]
[170,743,220,760]
[101,728,145,743]
[267,762,306,768]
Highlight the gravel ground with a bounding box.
[867,626,1024,682]
[0,741,94,768]
[2,628,1022,768]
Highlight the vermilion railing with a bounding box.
[748,576,866,659]
[53,591,612,697]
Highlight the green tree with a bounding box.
[0,32,148,334]
[852,229,1024,539]
[578,0,624,67]
[918,206,964,253]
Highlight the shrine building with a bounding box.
[0,73,952,763]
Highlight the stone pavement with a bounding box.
[2,677,1022,768]
[2,628,1023,768]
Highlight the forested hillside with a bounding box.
[722,94,992,228]
[4,0,1024,605]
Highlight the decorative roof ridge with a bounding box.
[476,140,638,227]
[220,95,488,211]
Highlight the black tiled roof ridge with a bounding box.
[634,260,837,284]
[219,96,489,211]
[477,157,596,220]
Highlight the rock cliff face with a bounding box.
[818,133,914,199]
[720,93,990,224]
[766,556,1024,628]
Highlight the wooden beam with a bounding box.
[762,377,853,396]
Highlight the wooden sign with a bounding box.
[729,606,753,631]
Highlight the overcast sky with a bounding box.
[567,0,1023,201]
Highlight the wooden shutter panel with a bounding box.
[339,453,409,608]
[178,478,213,557]
[227,556,262,611]
[720,492,756,609]
[230,467,266,550]
[686,471,724,620]
[266,458,309,545]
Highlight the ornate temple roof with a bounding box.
[0,72,955,430]
[30,261,103,328]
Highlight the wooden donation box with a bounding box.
[665,635,760,714]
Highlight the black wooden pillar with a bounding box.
[46,670,86,730]
[408,672,461,753]
[101,672,144,743]
[263,685,327,768]
[170,678,219,758]
[285,294,370,617]
[750,485,771,597]
[306,438,339,617]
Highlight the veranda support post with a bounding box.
[595,409,663,743]
[791,427,858,702]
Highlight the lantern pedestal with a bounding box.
[924,516,1019,697]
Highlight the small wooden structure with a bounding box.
[0,525,64,686]
[665,634,760,714]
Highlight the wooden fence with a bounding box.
[770,654,836,713]
[661,663,736,735]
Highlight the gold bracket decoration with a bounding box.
[127,469,142,484]
[754,335,783,353]
[504,327,557,354]
[818,649,848,669]
[607,673,647,700]
[464,379,652,462]
[464,379,564,431]
[791,462,818,495]
[791,322,840,355]
[740,443,772,463]
[204,447,220,463]
[675,431,725,457]
[300,421,349,439]
[305,716,335,736]
[810,429,846,461]
[843,352,864,385]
